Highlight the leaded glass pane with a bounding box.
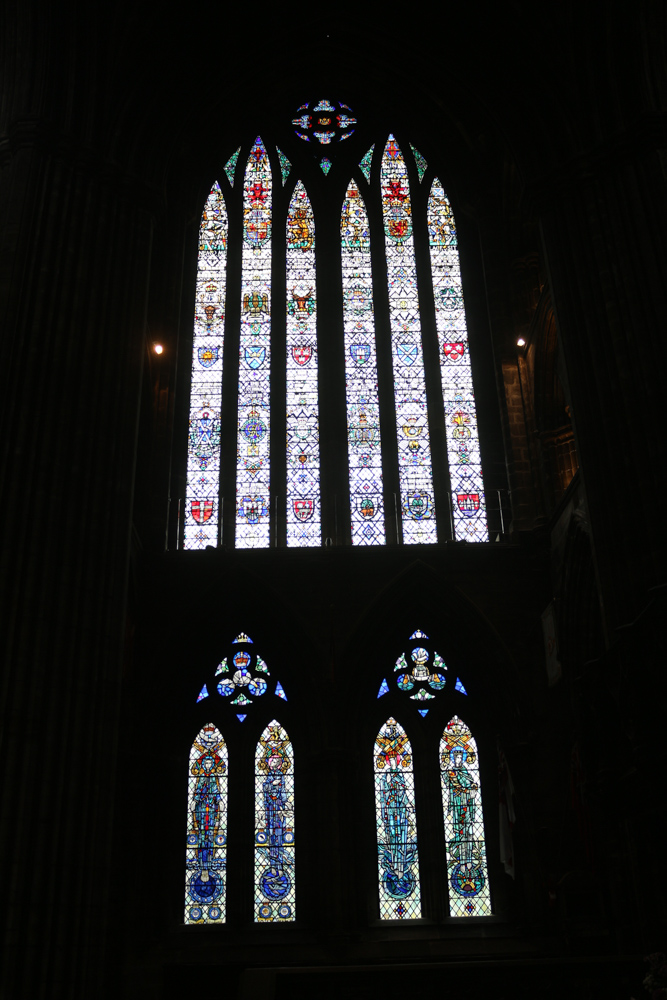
[381,136,437,543]
[254,721,295,922]
[374,718,421,919]
[286,182,321,546]
[236,138,272,548]
[440,716,492,916]
[342,180,385,545]
[184,725,228,924]
[184,183,227,550]
[428,180,489,542]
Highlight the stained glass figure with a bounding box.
[359,145,374,182]
[236,139,272,548]
[410,144,428,182]
[224,148,241,186]
[286,181,321,547]
[320,157,332,175]
[277,148,292,185]
[378,678,390,698]
[293,100,355,144]
[184,183,228,550]
[185,725,228,923]
[341,180,385,545]
[255,721,295,922]
[381,136,437,544]
[440,716,492,916]
[428,178,489,542]
[374,718,421,918]
[197,685,209,703]
[455,678,467,695]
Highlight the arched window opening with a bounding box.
[185,183,227,550]
[342,179,385,545]
[374,717,421,919]
[440,716,492,916]
[184,724,228,923]
[286,181,321,545]
[381,136,437,542]
[236,138,272,548]
[428,180,488,541]
[255,721,295,922]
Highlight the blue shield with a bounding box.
[350,344,371,366]
[397,343,419,366]
[198,346,219,368]
[245,346,266,370]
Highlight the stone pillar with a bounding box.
[0,135,153,999]
[539,144,667,630]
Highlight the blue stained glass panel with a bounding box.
[440,716,492,916]
[374,718,422,919]
[378,678,390,698]
[196,685,209,703]
[185,725,228,923]
[255,721,295,922]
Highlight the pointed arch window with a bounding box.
[182,120,492,550]
[374,717,421,919]
[286,182,320,545]
[440,716,492,916]
[236,138,273,548]
[184,724,228,923]
[255,721,296,922]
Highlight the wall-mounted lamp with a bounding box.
[154,343,164,355]
[516,338,526,348]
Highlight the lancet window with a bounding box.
[183,119,490,550]
[255,721,296,922]
[184,725,228,923]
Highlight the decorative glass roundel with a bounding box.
[292,100,356,145]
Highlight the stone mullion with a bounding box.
[540,152,667,629]
[0,144,152,1000]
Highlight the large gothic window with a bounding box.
[182,117,490,549]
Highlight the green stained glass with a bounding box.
[410,144,428,182]
[359,145,374,182]
[224,148,241,186]
[277,148,292,186]
[320,157,332,175]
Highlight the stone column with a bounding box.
[0,134,153,999]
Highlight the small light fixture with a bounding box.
[154,343,164,355]
[516,337,526,347]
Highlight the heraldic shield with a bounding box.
[403,491,431,520]
[350,343,371,366]
[198,346,219,368]
[291,345,312,367]
[191,499,214,524]
[457,493,480,517]
[443,342,465,363]
[293,499,314,522]
[397,343,419,366]
[245,346,266,370]
[240,495,268,525]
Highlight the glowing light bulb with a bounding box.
[516,338,526,347]
[154,343,164,355]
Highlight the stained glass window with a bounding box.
[255,721,295,922]
[440,716,492,916]
[341,180,385,545]
[428,179,489,542]
[224,148,241,186]
[381,136,437,543]
[286,182,321,546]
[236,138,272,548]
[185,725,228,924]
[184,183,228,550]
[374,718,421,919]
